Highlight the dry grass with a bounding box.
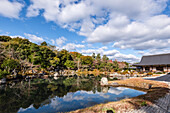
[150,74,162,77]
[70,78,169,113]
[76,70,109,76]
[108,78,168,89]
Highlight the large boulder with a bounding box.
[101,77,108,85]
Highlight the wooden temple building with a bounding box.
[133,53,170,72]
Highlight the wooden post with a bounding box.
[150,67,152,72]
[143,67,145,72]
[168,66,170,72]
[163,66,168,72]
[152,67,156,72]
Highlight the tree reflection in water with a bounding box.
[0,75,102,113]
[0,75,145,113]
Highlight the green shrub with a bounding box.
[0,69,9,79]
[155,72,163,74]
[1,58,21,73]
[113,77,118,80]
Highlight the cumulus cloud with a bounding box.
[82,41,85,43]
[81,46,109,55]
[89,15,170,50]
[62,43,85,50]
[80,47,139,63]
[24,33,44,43]
[51,39,55,45]
[27,0,60,21]
[103,50,119,56]
[26,0,170,51]
[10,35,25,39]
[0,0,24,18]
[56,36,67,46]
[108,53,140,63]
[138,49,170,56]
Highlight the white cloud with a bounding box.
[24,33,44,43]
[80,47,139,63]
[100,46,108,50]
[27,0,60,21]
[80,47,139,62]
[138,49,170,56]
[79,18,95,36]
[81,46,109,55]
[57,2,95,23]
[103,50,119,56]
[0,0,24,18]
[62,43,85,50]
[10,35,25,39]
[89,15,170,50]
[81,41,85,43]
[81,47,140,63]
[109,53,140,63]
[56,36,67,46]
[51,39,55,45]
[81,49,97,54]
[26,0,170,51]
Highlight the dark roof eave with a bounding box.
[133,64,170,66]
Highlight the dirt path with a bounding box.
[145,74,170,82]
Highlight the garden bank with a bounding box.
[70,77,170,113]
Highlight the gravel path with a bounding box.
[125,74,170,113]
[145,74,170,82]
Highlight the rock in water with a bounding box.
[101,77,108,85]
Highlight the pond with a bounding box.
[0,75,146,113]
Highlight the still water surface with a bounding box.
[0,75,146,113]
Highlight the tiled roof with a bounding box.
[134,53,170,66]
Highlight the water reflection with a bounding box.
[0,75,146,113]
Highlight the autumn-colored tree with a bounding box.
[80,56,93,67]
[70,52,82,59]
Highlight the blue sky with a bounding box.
[0,0,170,63]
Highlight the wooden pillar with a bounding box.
[163,66,168,72]
[143,67,145,72]
[168,66,170,72]
[152,67,156,72]
[150,67,152,71]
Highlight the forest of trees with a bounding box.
[0,36,128,79]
